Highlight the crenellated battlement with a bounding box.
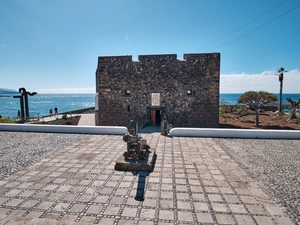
[97,53,220,64]
[138,54,177,62]
[97,55,132,64]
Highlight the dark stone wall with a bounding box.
[95,53,220,128]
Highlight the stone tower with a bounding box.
[95,53,220,129]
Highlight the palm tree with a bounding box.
[277,67,287,113]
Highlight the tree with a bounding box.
[277,67,287,113]
[286,97,300,119]
[238,91,277,126]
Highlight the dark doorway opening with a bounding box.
[150,110,161,125]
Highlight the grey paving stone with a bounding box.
[0,133,296,224]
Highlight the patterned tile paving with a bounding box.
[0,134,294,224]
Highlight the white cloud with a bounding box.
[34,87,95,94]
[220,69,300,93]
[30,69,300,94]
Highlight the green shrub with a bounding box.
[0,118,14,123]
[219,105,226,114]
[219,100,229,114]
[62,114,68,120]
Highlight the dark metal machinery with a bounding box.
[123,134,150,160]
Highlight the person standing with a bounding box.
[49,108,53,116]
[54,107,58,116]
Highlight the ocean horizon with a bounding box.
[219,93,300,104]
[0,92,299,119]
[0,93,96,119]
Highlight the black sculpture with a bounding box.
[13,87,37,120]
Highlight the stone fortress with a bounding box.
[95,53,220,129]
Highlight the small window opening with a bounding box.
[127,105,130,112]
[124,90,131,96]
[187,90,193,96]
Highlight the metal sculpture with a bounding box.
[13,87,37,120]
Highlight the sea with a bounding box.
[219,93,300,105]
[0,94,96,119]
[220,93,300,114]
[0,93,299,119]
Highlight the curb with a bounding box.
[168,128,300,139]
[0,123,128,135]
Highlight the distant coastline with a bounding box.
[0,88,20,96]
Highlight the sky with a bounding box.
[0,0,300,94]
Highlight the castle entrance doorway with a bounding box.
[150,110,161,125]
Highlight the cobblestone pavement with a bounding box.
[0,133,295,224]
[0,132,86,180]
[214,138,300,225]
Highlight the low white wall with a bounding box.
[0,123,128,135]
[168,128,300,139]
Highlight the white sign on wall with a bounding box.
[151,93,160,106]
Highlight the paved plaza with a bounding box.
[0,133,295,224]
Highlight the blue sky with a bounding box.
[0,0,300,93]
